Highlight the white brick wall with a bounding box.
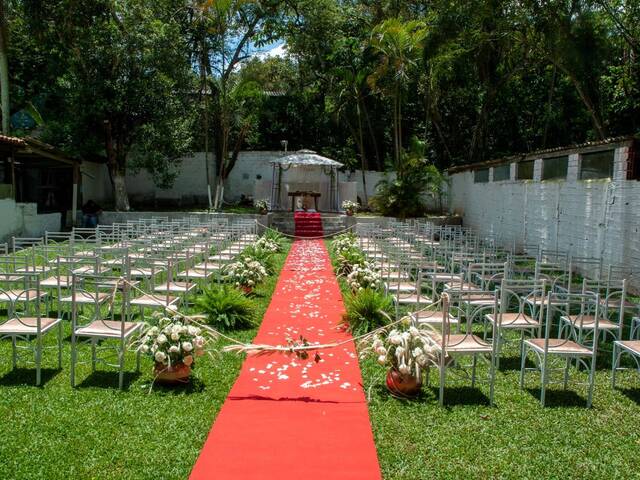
[449,145,640,289]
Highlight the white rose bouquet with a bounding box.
[341,200,359,215]
[254,236,280,253]
[254,199,270,213]
[224,256,268,290]
[331,233,359,256]
[346,261,382,291]
[139,314,206,369]
[362,319,437,378]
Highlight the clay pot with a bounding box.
[259,209,268,215]
[386,368,422,398]
[345,210,354,216]
[240,285,253,295]
[154,362,191,385]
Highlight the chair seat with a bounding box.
[60,292,111,304]
[41,276,72,288]
[72,265,111,275]
[0,289,48,302]
[0,316,61,335]
[457,293,496,305]
[385,282,417,293]
[154,282,196,293]
[75,319,141,338]
[429,273,463,283]
[444,282,479,291]
[394,293,432,305]
[615,340,640,355]
[599,298,637,310]
[433,333,492,353]
[0,274,25,283]
[15,266,50,274]
[561,315,620,330]
[525,338,592,355]
[209,254,234,261]
[383,271,411,281]
[130,267,164,277]
[177,269,214,279]
[486,312,539,328]
[130,294,180,308]
[413,310,458,325]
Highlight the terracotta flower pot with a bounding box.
[241,285,253,295]
[259,209,268,215]
[346,210,354,216]
[154,361,191,385]
[386,368,422,398]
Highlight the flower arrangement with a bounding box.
[363,320,436,377]
[342,200,359,215]
[254,199,270,213]
[331,232,359,256]
[346,261,382,291]
[139,314,206,369]
[224,256,269,290]
[254,236,280,253]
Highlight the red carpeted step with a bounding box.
[190,240,381,480]
[294,211,323,238]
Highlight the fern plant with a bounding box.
[195,285,257,331]
[342,288,394,335]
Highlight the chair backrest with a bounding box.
[544,290,600,351]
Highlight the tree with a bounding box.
[0,0,10,133]
[29,0,196,210]
[368,18,426,172]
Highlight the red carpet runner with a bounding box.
[294,211,323,237]
[190,240,381,480]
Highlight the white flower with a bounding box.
[155,351,167,363]
[375,346,387,356]
[395,346,405,358]
[389,335,403,345]
[398,363,410,375]
[171,332,180,341]
[169,345,180,354]
[183,355,194,366]
[182,341,193,352]
[409,326,420,337]
[157,334,167,345]
[416,354,428,367]
[194,336,205,348]
[140,345,149,353]
[188,326,198,336]
[377,355,387,365]
[413,348,423,357]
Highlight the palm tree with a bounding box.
[0,0,10,133]
[368,18,426,172]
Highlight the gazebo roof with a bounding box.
[270,149,343,167]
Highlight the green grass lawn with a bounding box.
[0,241,291,480]
[326,240,640,479]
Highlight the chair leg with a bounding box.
[489,352,496,407]
[119,338,126,390]
[70,335,77,387]
[36,334,42,386]
[612,343,620,389]
[91,340,97,372]
[11,336,17,369]
[563,357,570,390]
[540,354,548,407]
[471,354,477,388]
[587,355,596,408]
[57,322,63,369]
[439,361,446,407]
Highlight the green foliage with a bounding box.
[241,244,276,275]
[335,247,366,277]
[370,137,447,218]
[196,284,257,331]
[342,288,394,335]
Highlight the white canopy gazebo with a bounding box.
[269,150,343,212]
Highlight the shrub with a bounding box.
[195,284,257,330]
[342,288,394,336]
[335,247,366,276]
[242,245,276,274]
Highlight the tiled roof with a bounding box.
[0,134,27,147]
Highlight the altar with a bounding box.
[268,150,344,212]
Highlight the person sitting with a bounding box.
[82,200,102,228]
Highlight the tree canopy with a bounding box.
[1,0,638,208]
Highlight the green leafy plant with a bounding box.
[195,284,257,331]
[242,245,277,274]
[342,288,394,335]
[336,247,366,276]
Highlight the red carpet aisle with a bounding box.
[190,240,381,480]
[294,211,324,237]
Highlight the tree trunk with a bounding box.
[361,101,382,171]
[0,0,10,134]
[111,167,130,211]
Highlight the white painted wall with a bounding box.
[448,143,640,287]
[0,199,62,242]
[82,151,393,208]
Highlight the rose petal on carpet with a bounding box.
[190,239,381,480]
